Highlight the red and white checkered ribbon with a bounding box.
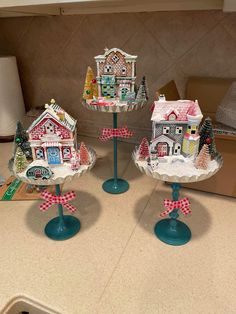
[40,190,77,213]
[160,197,191,217]
[99,127,133,141]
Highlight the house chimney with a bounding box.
[57,110,65,121]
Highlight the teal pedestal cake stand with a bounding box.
[154,183,191,246]
[44,184,81,241]
[133,149,222,246]
[102,113,129,194]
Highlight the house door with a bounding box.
[120,87,129,100]
[47,147,61,164]
[157,143,168,157]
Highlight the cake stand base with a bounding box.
[45,215,81,241]
[102,178,129,194]
[154,218,191,246]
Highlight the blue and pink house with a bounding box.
[27,100,77,165]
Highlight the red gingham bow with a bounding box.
[40,190,77,213]
[99,127,133,141]
[160,197,191,217]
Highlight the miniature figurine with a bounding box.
[26,161,53,180]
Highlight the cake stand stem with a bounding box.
[102,113,129,194]
[44,184,81,241]
[56,184,66,231]
[154,182,191,246]
[113,112,118,185]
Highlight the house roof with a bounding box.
[94,48,137,62]
[27,102,77,133]
[151,100,202,122]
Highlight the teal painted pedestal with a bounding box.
[102,113,129,194]
[154,183,191,246]
[44,184,80,241]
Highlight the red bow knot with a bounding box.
[160,197,191,217]
[40,190,77,213]
[99,127,133,141]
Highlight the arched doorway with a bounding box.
[156,142,168,157]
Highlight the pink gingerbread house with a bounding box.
[27,100,77,165]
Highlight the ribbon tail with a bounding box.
[160,208,173,217]
[181,207,191,215]
[39,200,53,212]
[40,191,54,201]
[64,203,77,213]
[99,135,109,142]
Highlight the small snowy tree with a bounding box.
[199,117,217,157]
[138,138,150,160]
[195,144,210,170]
[13,121,32,159]
[14,147,28,173]
[83,66,97,100]
[80,142,90,165]
[136,76,147,102]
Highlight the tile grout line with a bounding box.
[97,182,158,306]
[175,14,228,67]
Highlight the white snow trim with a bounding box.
[151,134,175,146]
[95,48,137,61]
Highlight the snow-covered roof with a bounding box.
[95,48,137,62]
[151,100,202,123]
[27,102,77,133]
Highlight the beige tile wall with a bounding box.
[0,11,236,141]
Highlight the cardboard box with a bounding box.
[184,77,236,197]
[158,77,236,197]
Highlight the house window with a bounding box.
[35,148,44,159]
[121,66,127,76]
[44,121,55,134]
[62,147,71,159]
[168,113,177,121]
[104,65,113,74]
[163,126,170,135]
[175,126,183,134]
[174,143,181,155]
[112,54,119,63]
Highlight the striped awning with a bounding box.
[42,142,62,147]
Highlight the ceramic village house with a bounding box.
[94,48,137,100]
[27,101,77,165]
[150,99,203,158]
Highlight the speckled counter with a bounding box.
[0,137,236,314]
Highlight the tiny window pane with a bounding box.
[163,126,170,134]
[104,65,113,73]
[112,54,119,63]
[175,126,183,134]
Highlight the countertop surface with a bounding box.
[0,136,236,314]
